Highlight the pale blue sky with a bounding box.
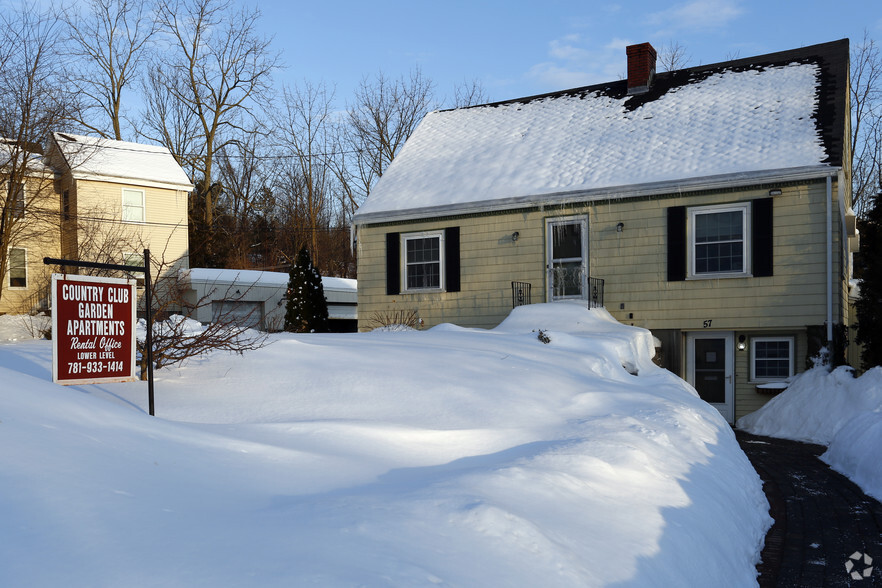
[257,0,882,108]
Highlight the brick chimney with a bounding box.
[626,43,657,95]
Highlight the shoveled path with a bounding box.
[736,430,882,587]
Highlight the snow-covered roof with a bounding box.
[0,139,52,175]
[183,268,357,293]
[52,133,193,191]
[355,39,848,223]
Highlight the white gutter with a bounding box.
[354,165,840,225]
[826,176,833,343]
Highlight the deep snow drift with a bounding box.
[1,305,770,587]
[738,366,882,502]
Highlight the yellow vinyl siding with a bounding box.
[357,179,848,419]
[359,180,846,332]
[0,175,61,314]
[73,178,189,272]
[733,330,809,417]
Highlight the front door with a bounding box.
[546,217,588,301]
[686,332,735,423]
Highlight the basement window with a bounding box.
[751,337,794,381]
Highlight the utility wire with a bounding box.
[23,206,351,232]
[56,139,365,161]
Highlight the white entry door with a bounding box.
[686,332,735,423]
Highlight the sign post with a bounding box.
[45,249,156,415]
[51,274,137,385]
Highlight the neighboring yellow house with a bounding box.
[353,40,855,423]
[1,133,192,315]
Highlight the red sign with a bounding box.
[52,274,137,385]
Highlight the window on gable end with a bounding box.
[3,181,25,219]
[122,251,146,287]
[8,247,27,288]
[122,188,145,223]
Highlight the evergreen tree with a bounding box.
[284,248,330,333]
[855,191,882,369]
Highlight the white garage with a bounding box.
[181,268,357,332]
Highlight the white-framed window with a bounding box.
[401,230,444,292]
[751,336,795,381]
[122,252,145,287]
[8,247,27,288]
[122,188,146,223]
[689,203,751,278]
[3,181,25,219]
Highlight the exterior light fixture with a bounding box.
[738,334,747,351]
[616,222,624,232]
[511,231,519,242]
[769,189,782,196]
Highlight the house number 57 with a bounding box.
[703,320,712,328]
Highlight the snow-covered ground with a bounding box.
[738,365,882,502]
[1,306,770,587]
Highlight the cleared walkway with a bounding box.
[736,430,882,587]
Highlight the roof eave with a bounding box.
[354,165,841,225]
[70,170,194,192]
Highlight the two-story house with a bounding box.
[1,133,192,315]
[352,39,855,423]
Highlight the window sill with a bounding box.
[686,272,753,281]
[754,382,789,395]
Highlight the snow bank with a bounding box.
[821,411,882,502]
[0,313,49,341]
[737,366,882,502]
[737,367,882,445]
[1,304,770,586]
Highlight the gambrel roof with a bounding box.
[355,39,849,223]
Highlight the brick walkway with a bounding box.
[736,430,882,587]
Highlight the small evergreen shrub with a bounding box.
[284,248,330,333]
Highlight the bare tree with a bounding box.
[142,0,280,258]
[272,82,339,263]
[851,31,882,217]
[142,254,268,377]
[215,126,275,266]
[453,79,488,108]
[657,41,691,72]
[139,67,204,178]
[62,0,156,140]
[0,6,78,306]
[340,68,435,213]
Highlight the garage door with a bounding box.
[211,300,264,330]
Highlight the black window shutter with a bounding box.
[445,227,461,292]
[667,206,687,281]
[386,232,400,295]
[752,198,773,277]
